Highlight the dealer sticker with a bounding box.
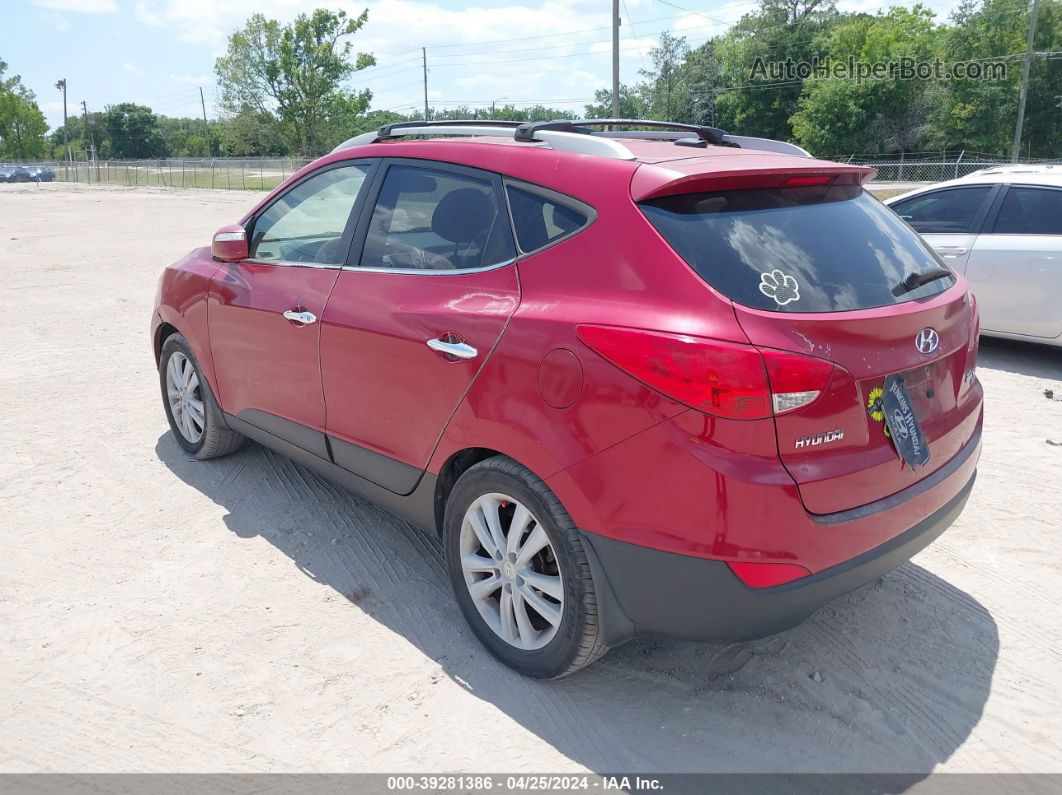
[881,374,931,468]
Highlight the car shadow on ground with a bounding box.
[157,432,998,777]
[978,336,1061,381]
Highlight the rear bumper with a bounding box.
[582,470,976,645]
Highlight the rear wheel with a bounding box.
[159,333,244,459]
[444,456,607,678]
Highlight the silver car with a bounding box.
[885,165,1062,347]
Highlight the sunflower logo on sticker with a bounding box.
[867,386,891,438]
[759,269,800,306]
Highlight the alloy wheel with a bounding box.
[459,493,564,650]
[165,351,205,444]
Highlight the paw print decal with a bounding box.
[758,269,800,306]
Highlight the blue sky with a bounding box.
[5,0,963,131]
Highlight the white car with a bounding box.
[885,165,1062,347]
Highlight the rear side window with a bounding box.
[993,187,1062,235]
[506,185,591,253]
[640,186,955,314]
[360,165,515,271]
[890,186,993,233]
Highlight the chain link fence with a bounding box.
[840,152,1062,183]
[18,158,315,191]
[11,153,1062,191]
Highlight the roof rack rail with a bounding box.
[332,117,811,159]
[332,119,638,159]
[514,119,729,146]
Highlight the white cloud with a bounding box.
[123,62,141,74]
[128,0,966,118]
[169,73,212,84]
[32,0,117,12]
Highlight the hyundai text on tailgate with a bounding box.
[152,120,982,678]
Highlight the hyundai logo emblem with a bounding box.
[915,328,939,354]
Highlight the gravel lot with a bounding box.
[1,183,1061,775]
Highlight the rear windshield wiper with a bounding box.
[893,268,953,296]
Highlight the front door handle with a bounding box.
[934,246,969,257]
[427,336,478,360]
[283,309,317,325]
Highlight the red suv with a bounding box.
[153,120,983,678]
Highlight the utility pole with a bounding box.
[1011,0,1041,162]
[81,100,97,182]
[55,79,72,166]
[611,0,621,118]
[422,47,430,121]
[199,86,210,156]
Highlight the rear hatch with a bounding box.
[638,173,981,515]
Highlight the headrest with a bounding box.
[432,189,494,244]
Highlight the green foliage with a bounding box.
[215,8,375,155]
[791,6,943,155]
[593,0,1062,157]
[103,103,167,158]
[0,57,48,159]
[584,85,649,119]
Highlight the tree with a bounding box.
[640,33,692,121]
[103,103,167,158]
[215,8,376,156]
[790,7,943,156]
[583,85,648,118]
[0,58,48,160]
[221,107,291,155]
[929,0,1062,156]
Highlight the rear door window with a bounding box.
[359,164,515,270]
[992,186,1062,235]
[890,186,993,233]
[640,185,954,314]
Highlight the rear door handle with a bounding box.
[427,336,478,360]
[283,309,317,325]
[934,246,969,257]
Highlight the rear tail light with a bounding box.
[575,325,835,420]
[760,348,834,415]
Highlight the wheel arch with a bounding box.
[432,447,507,536]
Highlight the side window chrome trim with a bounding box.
[242,259,344,270]
[502,177,597,256]
[342,257,517,275]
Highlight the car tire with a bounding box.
[444,456,608,678]
[159,333,244,460]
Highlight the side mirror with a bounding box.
[211,224,248,262]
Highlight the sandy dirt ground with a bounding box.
[1,182,1061,775]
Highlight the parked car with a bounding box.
[25,165,55,182]
[0,165,30,183]
[886,165,1062,347]
[153,119,983,678]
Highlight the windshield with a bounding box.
[640,185,954,313]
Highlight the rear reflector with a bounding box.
[728,561,811,588]
[576,325,836,420]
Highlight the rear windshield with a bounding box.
[640,185,955,313]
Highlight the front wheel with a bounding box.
[159,333,244,459]
[444,456,608,678]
